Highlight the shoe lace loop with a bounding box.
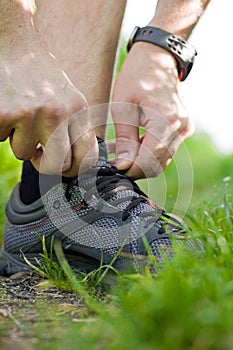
[65,166,164,230]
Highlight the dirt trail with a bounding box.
[0,273,86,349]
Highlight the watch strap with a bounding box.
[127,26,197,81]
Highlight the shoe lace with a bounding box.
[65,166,166,232]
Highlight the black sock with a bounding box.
[20,137,103,204]
[20,161,70,205]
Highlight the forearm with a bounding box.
[149,0,211,39]
[0,0,36,49]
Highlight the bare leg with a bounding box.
[35,0,126,139]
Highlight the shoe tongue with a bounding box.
[95,137,111,168]
[77,137,110,189]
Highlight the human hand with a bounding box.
[111,42,194,179]
[0,40,98,176]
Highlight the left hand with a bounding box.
[111,42,194,179]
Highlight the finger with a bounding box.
[0,111,17,141]
[33,131,72,175]
[124,107,169,178]
[10,125,39,160]
[29,101,76,174]
[126,137,163,179]
[125,109,173,179]
[106,141,117,167]
[106,141,116,155]
[126,98,192,179]
[160,115,195,170]
[127,116,190,179]
[111,102,140,170]
[179,115,195,139]
[0,127,12,141]
[62,109,98,177]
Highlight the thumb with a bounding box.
[111,102,140,170]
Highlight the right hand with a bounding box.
[0,41,98,176]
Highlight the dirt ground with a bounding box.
[0,272,88,349]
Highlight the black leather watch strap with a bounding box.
[127,26,197,81]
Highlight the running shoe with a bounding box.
[0,138,200,276]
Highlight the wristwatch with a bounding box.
[127,26,197,81]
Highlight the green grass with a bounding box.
[1,134,233,350]
[32,178,233,350]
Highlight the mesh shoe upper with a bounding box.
[3,138,199,273]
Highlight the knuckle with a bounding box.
[76,91,88,108]
[13,98,36,121]
[43,101,66,124]
[48,105,64,119]
[69,91,88,114]
[18,110,34,123]
[181,118,195,136]
[0,112,9,126]
[0,110,15,130]
[62,162,71,173]
[111,104,138,128]
[115,131,132,144]
[156,110,180,128]
[182,124,191,136]
[167,114,179,126]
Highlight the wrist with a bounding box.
[127,26,197,81]
[148,16,196,40]
[130,41,177,71]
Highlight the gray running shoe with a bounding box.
[0,138,198,276]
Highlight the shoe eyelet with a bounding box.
[53,200,61,209]
[158,227,166,235]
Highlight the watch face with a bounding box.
[127,26,140,52]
